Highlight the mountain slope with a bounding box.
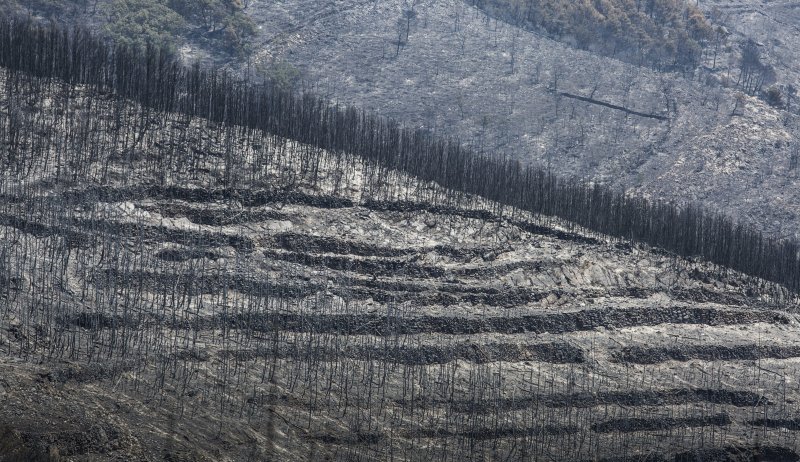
[239,0,800,240]
[3,25,800,461]
[10,0,800,242]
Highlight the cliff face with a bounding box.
[2,66,800,461]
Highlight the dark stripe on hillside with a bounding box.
[312,433,384,445]
[581,446,800,462]
[407,388,769,412]
[411,425,578,439]
[0,213,91,248]
[218,307,789,335]
[749,418,800,430]
[590,414,730,433]
[615,345,800,364]
[66,299,786,332]
[312,425,580,445]
[559,91,669,120]
[674,447,800,462]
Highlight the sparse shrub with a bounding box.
[261,60,302,91]
[731,91,747,116]
[765,85,784,108]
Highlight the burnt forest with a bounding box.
[3,5,800,462]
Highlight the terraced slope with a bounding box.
[2,72,800,461]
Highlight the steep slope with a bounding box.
[239,0,800,239]
[10,0,800,242]
[3,38,800,461]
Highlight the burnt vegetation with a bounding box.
[2,14,800,461]
[0,16,797,292]
[469,0,714,72]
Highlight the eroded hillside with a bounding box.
[3,43,800,461]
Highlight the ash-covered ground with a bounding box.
[1,68,800,461]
